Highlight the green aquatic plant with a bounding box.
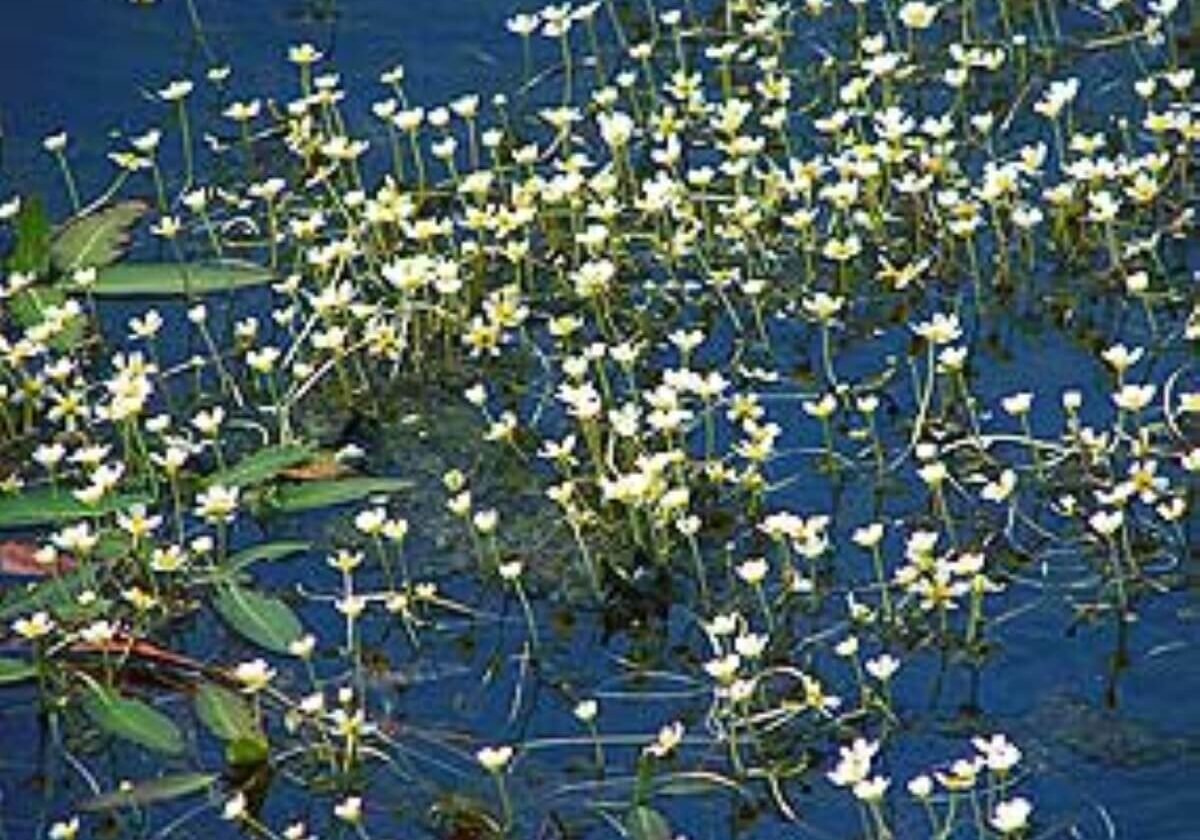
[0,0,1197,838]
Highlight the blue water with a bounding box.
[2,2,1199,839]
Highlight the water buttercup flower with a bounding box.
[477,745,514,772]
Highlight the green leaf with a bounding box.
[83,685,185,756]
[5,195,52,275]
[0,657,37,685]
[203,443,315,489]
[80,772,218,812]
[76,261,273,297]
[0,487,153,530]
[194,684,260,742]
[624,807,672,840]
[271,477,412,514]
[225,735,270,767]
[223,541,311,574]
[50,200,148,272]
[213,584,303,654]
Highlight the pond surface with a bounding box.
[1,1,1198,839]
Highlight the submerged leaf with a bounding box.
[50,200,148,272]
[77,261,273,297]
[83,685,185,756]
[80,772,218,811]
[212,584,304,654]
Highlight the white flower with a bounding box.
[232,659,276,693]
[49,817,80,840]
[222,792,247,821]
[476,745,514,772]
[736,557,769,586]
[195,484,239,523]
[644,721,685,758]
[333,795,363,824]
[866,654,901,681]
[158,79,194,102]
[898,1,938,28]
[574,699,598,723]
[990,797,1033,834]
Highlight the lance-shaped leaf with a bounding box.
[83,684,185,756]
[194,683,262,742]
[76,261,273,297]
[213,584,304,654]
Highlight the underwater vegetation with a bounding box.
[0,0,1197,838]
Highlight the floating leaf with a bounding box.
[0,487,153,530]
[270,477,412,514]
[76,261,273,297]
[0,658,37,685]
[203,443,315,489]
[50,200,148,272]
[195,683,260,742]
[80,772,218,812]
[213,584,303,654]
[624,807,672,840]
[83,685,185,756]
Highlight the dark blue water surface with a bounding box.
[1,2,1199,840]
